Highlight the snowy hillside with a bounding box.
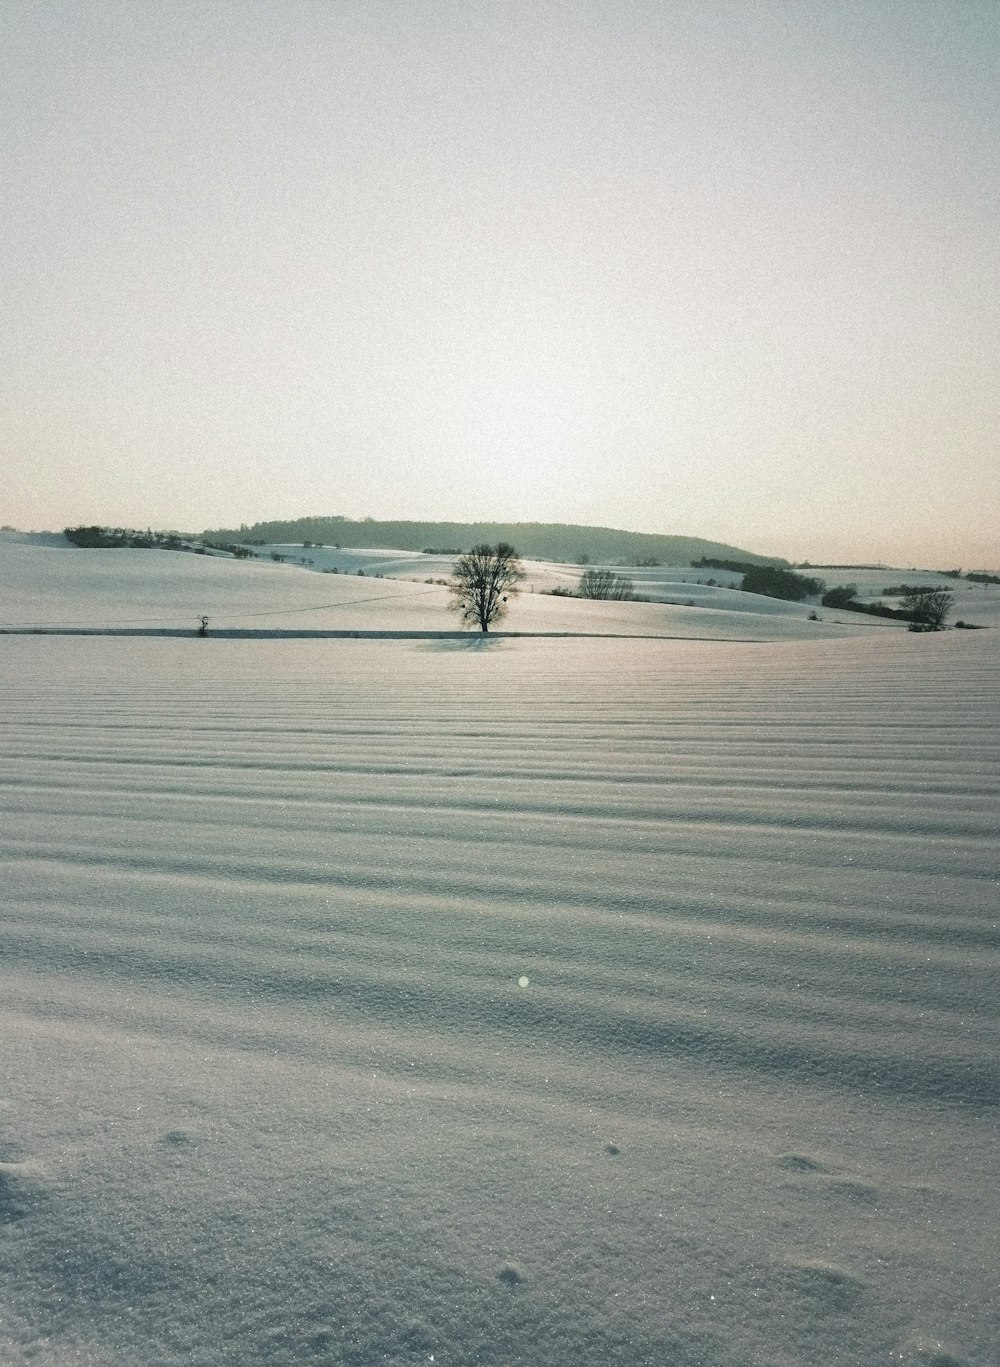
[0,537,933,640]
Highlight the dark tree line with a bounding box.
[821,584,953,630]
[740,565,825,601]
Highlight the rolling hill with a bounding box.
[202,517,788,567]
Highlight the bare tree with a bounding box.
[577,567,637,601]
[901,588,953,632]
[450,543,525,632]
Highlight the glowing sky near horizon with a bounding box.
[2,2,998,567]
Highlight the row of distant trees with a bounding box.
[693,557,956,630]
[64,525,183,550]
[821,583,953,631]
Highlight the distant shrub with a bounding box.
[902,588,953,632]
[821,585,858,609]
[65,525,112,547]
[741,566,824,601]
[578,568,637,600]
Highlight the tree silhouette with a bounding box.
[449,543,525,632]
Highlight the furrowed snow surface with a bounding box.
[0,544,997,1366]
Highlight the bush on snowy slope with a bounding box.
[902,588,953,632]
[740,565,825,602]
[577,568,638,601]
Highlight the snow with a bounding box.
[0,537,912,640]
[1,541,998,1365]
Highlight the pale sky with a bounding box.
[2,1,998,567]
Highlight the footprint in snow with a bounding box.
[824,1178,880,1204]
[0,1162,38,1225]
[777,1152,830,1173]
[783,1258,866,1310]
[161,1129,197,1148]
[892,1331,972,1367]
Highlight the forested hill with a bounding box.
[202,517,786,566]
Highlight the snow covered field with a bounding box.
[8,536,998,638]
[1,543,998,1365]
